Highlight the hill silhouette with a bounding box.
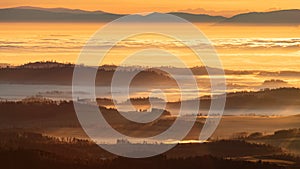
[166,88,300,111]
[0,7,299,25]
[1,61,300,86]
[112,88,300,114]
[219,9,300,25]
[0,7,122,22]
[0,130,290,169]
[0,62,176,86]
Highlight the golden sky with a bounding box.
[0,0,299,16]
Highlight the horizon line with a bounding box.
[0,5,299,18]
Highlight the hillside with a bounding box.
[114,88,300,111]
[0,130,290,169]
[0,63,176,86]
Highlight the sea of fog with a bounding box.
[0,82,299,116]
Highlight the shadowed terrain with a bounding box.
[0,130,298,169]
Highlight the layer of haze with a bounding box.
[0,22,299,71]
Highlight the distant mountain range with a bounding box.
[0,6,299,24]
[0,6,123,22]
[219,9,300,24]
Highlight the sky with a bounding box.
[0,0,299,16]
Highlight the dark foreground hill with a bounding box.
[0,131,291,169]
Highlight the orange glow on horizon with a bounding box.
[0,0,299,17]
